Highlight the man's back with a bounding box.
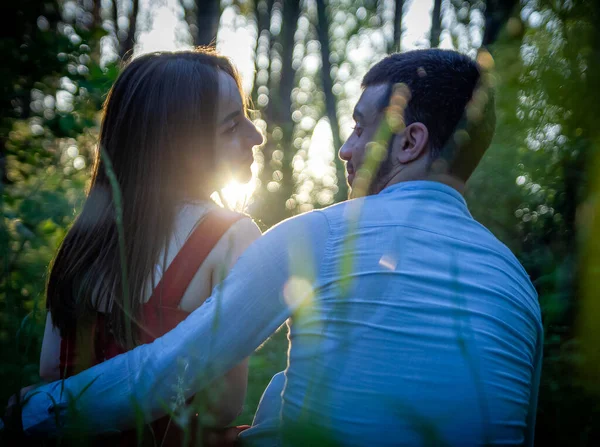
[280,181,542,446]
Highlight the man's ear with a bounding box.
[393,122,429,164]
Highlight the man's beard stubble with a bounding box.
[366,134,397,196]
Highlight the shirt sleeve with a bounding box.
[22,210,330,437]
[212,216,263,287]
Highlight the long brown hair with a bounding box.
[47,48,246,349]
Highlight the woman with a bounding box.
[38,48,263,443]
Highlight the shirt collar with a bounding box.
[379,180,469,209]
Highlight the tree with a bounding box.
[196,0,221,46]
[251,0,301,226]
[388,0,404,53]
[429,0,442,47]
[0,0,115,406]
[272,0,300,125]
[467,0,600,443]
[92,0,102,26]
[316,0,346,200]
[481,0,518,48]
[112,0,140,59]
[122,0,139,58]
[179,0,222,47]
[252,0,275,114]
[255,0,275,41]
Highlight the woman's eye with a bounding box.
[225,123,239,134]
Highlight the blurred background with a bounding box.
[1,0,599,444]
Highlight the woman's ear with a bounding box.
[393,122,429,164]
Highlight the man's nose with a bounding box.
[338,140,352,162]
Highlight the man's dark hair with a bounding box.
[362,49,495,180]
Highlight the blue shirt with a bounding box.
[23,181,542,446]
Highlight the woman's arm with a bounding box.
[39,312,61,382]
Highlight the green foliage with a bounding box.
[0,0,118,407]
[236,327,288,424]
[466,1,600,444]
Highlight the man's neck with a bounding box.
[378,172,466,196]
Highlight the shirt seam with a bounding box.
[349,221,499,253]
[314,209,334,280]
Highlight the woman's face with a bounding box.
[214,71,263,185]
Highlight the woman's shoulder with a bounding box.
[176,206,262,312]
[206,210,262,258]
[180,201,259,235]
[177,200,217,229]
[176,201,260,258]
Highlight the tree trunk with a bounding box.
[120,0,139,59]
[112,0,120,49]
[92,0,102,27]
[255,0,274,39]
[195,0,221,46]
[316,0,346,200]
[277,0,300,201]
[481,0,518,48]
[273,0,300,124]
[262,0,300,224]
[252,0,275,113]
[386,0,403,53]
[430,0,442,48]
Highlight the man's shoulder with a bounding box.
[265,207,332,239]
[468,219,541,321]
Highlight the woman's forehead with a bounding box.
[217,71,243,118]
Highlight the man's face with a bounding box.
[338,84,390,189]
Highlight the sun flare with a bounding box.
[217,179,257,212]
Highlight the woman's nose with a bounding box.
[248,123,264,148]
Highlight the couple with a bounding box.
[9,47,542,446]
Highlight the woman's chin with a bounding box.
[214,166,253,187]
[232,170,253,185]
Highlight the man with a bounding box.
[15,49,542,446]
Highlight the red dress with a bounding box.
[58,211,248,446]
